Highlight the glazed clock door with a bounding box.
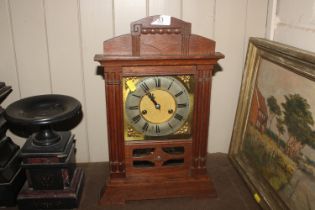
[124,76,191,137]
[123,74,194,141]
[122,73,195,175]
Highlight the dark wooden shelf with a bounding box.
[2,153,261,210]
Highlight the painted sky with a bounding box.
[257,58,315,129]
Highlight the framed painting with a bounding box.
[229,38,315,210]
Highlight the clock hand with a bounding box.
[147,92,160,110]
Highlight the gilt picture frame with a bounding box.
[229,38,315,210]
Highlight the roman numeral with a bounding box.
[155,125,160,133]
[132,115,141,123]
[154,77,161,88]
[174,114,183,121]
[142,122,149,131]
[132,94,141,98]
[140,82,149,93]
[168,123,173,129]
[177,103,187,108]
[175,91,184,97]
[168,80,174,90]
[128,106,139,110]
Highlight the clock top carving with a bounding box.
[94,15,224,59]
[94,15,224,205]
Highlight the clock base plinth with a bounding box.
[99,175,216,205]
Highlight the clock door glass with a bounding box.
[123,76,194,140]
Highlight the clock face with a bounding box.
[123,76,193,140]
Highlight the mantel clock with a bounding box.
[94,15,224,204]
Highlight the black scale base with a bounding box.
[0,135,26,207]
[0,83,25,207]
[18,168,84,210]
[0,168,25,207]
[17,132,84,210]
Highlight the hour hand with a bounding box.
[147,92,160,109]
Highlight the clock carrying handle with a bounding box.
[130,15,191,56]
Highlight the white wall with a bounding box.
[270,0,315,52]
[0,0,268,162]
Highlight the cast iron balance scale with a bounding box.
[95,15,224,204]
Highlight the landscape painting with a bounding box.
[243,58,315,210]
[229,38,315,210]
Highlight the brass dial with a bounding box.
[139,89,176,124]
[125,76,190,137]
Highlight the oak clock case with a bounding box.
[95,15,224,205]
[123,75,194,141]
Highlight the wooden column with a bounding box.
[103,67,125,179]
[191,65,213,176]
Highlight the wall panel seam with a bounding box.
[213,0,217,39]
[146,0,149,17]
[277,22,315,32]
[42,0,53,94]
[180,0,183,19]
[112,0,116,37]
[7,0,21,98]
[212,0,216,38]
[77,0,91,162]
[265,0,271,38]
[242,0,249,62]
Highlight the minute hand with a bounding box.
[147,92,160,110]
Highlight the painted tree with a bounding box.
[267,96,281,129]
[276,117,285,148]
[306,131,315,149]
[281,94,314,158]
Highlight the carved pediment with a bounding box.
[101,15,217,57]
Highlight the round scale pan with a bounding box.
[5,94,81,126]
